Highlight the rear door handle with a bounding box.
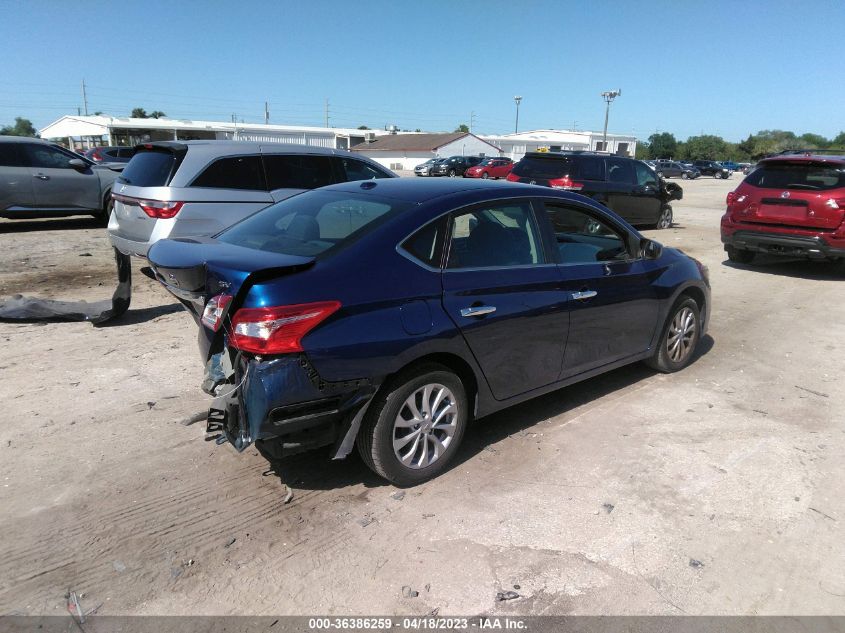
[34,174,49,180]
[460,305,496,318]
[571,290,597,301]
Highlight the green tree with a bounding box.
[832,132,845,147]
[0,117,37,137]
[149,111,166,119]
[634,142,649,160]
[683,134,728,160]
[131,108,148,118]
[798,133,828,148]
[647,132,677,159]
[357,125,370,130]
[455,124,469,133]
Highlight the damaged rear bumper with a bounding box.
[204,351,376,459]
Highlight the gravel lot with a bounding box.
[0,174,842,616]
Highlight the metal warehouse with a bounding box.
[350,132,503,171]
[38,115,390,152]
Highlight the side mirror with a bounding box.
[68,158,88,171]
[641,238,663,260]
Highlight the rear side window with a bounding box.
[119,150,177,187]
[579,158,604,181]
[0,143,25,167]
[190,155,266,191]
[401,218,446,268]
[217,190,412,258]
[337,157,391,182]
[512,157,575,179]
[606,158,634,184]
[264,154,336,190]
[744,163,845,191]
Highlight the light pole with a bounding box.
[513,96,522,134]
[601,89,621,151]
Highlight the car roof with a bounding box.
[760,154,845,166]
[137,140,358,158]
[0,135,52,144]
[322,176,543,203]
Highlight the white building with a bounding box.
[350,132,503,171]
[480,129,638,161]
[38,115,390,151]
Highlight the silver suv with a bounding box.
[108,141,395,257]
[0,135,122,222]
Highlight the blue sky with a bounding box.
[2,0,843,141]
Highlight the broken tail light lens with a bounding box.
[229,301,341,354]
[138,199,184,219]
[548,177,583,191]
[201,294,233,331]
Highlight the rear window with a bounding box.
[190,155,266,191]
[745,162,845,191]
[512,156,577,179]
[217,190,412,258]
[118,150,178,187]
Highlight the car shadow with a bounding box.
[97,302,185,326]
[263,334,715,492]
[0,217,103,233]
[722,256,844,280]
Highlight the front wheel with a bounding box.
[448,169,457,177]
[714,172,723,179]
[653,205,673,229]
[481,172,489,179]
[681,172,689,180]
[656,171,664,178]
[646,297,701,373]
[357,364,468,486]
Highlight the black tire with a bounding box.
[94,194,114,226]
[481,172,489,179]
[448,169,457,177]
[656,171,663,178]
[652,205,673,230]
[646,297,701,373]
[726,246,755,264]
[714,172,722,179]
[681,172,689,180]
[357,363,468,486]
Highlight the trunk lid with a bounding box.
[738,160,845,230]
[148,237,316,356]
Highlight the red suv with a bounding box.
[464,157,513,179]
[721,153,845,267]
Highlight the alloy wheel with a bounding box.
[392,383,458,469]
[657,207,673,229]
[667,307,696,363]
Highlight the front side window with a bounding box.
[24,144,74,169]
[263,154,336,190]
[190,155,266,190]
[635,162,658,187]
[446,202,543,269]
[545,204,629,264]
[218,190,411,258]
[337,158,390,182]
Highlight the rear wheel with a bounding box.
[646,297,701,373]
[94,194,114,226]
[448,169,457,177]
[681,172,689,180]
[357,364,468,486]
[726,246,755,264]
[656,171,664,178]
[714,172,722,179]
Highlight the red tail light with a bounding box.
[726,191,737,205]
[201,294,233,331]
[139,199,184,219]
[230,301,341,354]
[548,176,583,191]
[506,173,519,182]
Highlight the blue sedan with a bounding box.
[148,178,710,485]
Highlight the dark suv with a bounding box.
[507,152,681,229]
[431,155,484,177]
[693,160,730,179]
[721,153,845,266]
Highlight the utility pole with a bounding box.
[81,79,89,116]
[601,89,621,151]
[470,111,477,133]
[513,96,522,134]
[264,101,270,125]
[324,98,330,128]
[231,113,236,123]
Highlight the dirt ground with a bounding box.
[0,174,843,617]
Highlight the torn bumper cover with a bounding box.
[0,248,131,325]
[204,351,376,460]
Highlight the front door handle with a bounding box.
[571,290,597,301]
[460,305,496,318]
[34,174,49,180]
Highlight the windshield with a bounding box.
[217,190,413,257]
[744,162,845,191]
[118,150,177,187]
